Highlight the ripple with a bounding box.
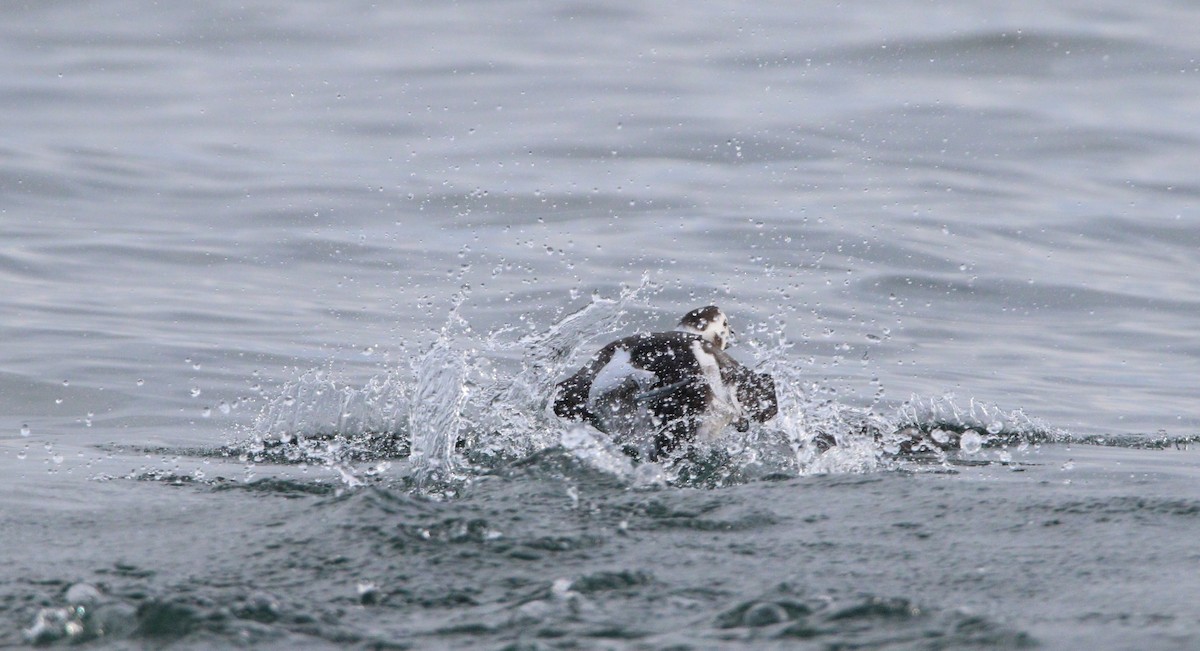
[713,584,1035,648]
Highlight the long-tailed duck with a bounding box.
[553,306,777,461]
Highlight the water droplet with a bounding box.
[219,401,231,415]
[190,387,202,398]
[201,407,212,418]
[20,424,31,437]
[930,428,950,444]
[62,380,69,387]
[136,378,144,387]
[1061,460,1075,471]
[960,430,983,454]
[986,421,1003,435]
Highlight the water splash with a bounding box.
[470,279,651,459]
[890,393,1068,448]
[560,426,635,478]
[407,322,470,486]
[235,279,1079,491]
[705,332,894,478]
[258,371,407,443]
[230,362,411,490]
[234,282,649,489]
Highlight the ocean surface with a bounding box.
[3,1,1199,648]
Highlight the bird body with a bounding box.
[553,307,777,460]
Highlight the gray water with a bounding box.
[3,1,1200,648]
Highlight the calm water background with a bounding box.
[2,1,1199,649]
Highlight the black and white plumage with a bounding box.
[553,306,777,461]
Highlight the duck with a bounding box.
[553,306,777,461]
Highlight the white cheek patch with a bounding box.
[706,317,730,350]
[692,321,725,349]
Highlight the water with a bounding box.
[3,0,1200,648]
